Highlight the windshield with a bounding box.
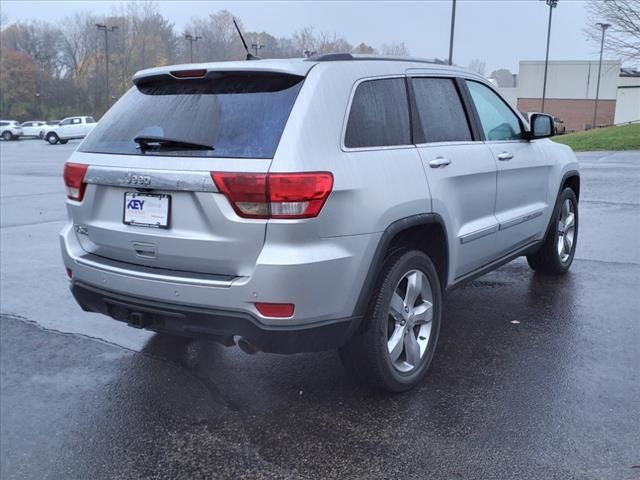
[79,72,303,158]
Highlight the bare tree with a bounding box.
[585,0,640,62]
[352,43,377,54]
[468,58,486,76]
[489,68,516,87]
[381,42,410,56]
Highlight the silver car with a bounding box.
[61,55,580,392]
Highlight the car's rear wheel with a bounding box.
[2,131,13,141]
[527,187,578,274]
[46,133,59,145]
[339,249,442,392]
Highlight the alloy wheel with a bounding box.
[557,198,576,263]
[387,269,434,373]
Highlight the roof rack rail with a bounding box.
[305,53,451,66]
[307,53,354,62]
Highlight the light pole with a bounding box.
[592,22,611,129]
[96,23,118,110]
[184,33,202,63]
[448,0,456,65]
[251,42,264,57]
[540,0,558,113]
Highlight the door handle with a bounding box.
[497,152,514,161]
[429,157,451,168]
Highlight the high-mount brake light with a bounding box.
[63,163,89,201]
[211,172,333,219]
[171,69,207,78]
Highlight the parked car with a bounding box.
[39,120,61,139]
[20,121,47,138]
[42,116,97,144]
[0,120,23,140]
[61,55,580,392]
[553,116,566,135]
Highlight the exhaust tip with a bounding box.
[237,337,259,355]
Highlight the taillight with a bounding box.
[255,302,295,318]
[63,163,89,201]
[212,172,333,219]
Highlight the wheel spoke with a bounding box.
[557,235,565,257]
[404,331,421,367]
[563,235,572,255]
[390,292,405,320]
[564,212,575,231]
[562,199,570,220]
[387,326,405,362]
[412,301,433,325]
[404,271,423,307]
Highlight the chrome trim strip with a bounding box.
[74,253,238,288]
[84,165,218,193]
[499,209,545,231]
[459,224,498,244]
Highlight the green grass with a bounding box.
[552,124,640,152]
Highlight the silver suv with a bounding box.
[61,55,579,392]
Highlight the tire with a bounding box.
[46,133,59,145]
[59,139,69,145]
[2,131,13,141]
[339,249,442,392]
[527,187,578,274]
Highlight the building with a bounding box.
[498,60,640,132]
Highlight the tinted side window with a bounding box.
[86,117,96,124]
[466,81,522,141]
[412,78,472,143]
[345,78,410,148]
[60,119,72,126]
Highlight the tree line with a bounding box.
[0,2,410,120]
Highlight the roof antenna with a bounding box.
[233,18,259,60]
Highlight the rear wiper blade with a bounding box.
[133,135,214,151]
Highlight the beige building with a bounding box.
[499,60,640,132]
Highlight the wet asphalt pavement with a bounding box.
[1,140,639,479]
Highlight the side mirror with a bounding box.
[529,113,554,139]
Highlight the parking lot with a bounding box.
[1,139,639,479]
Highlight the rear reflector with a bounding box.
[65,267,72,279]
[255,303,295,318]
[171,69,207,78]
[63,163,89,201]
[212,172,333,219]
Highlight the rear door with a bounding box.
[69,71,304,277]
[409,75,500,279]
[465,80,552,252]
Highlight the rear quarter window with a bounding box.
[344,78,411,148]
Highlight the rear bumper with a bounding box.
[72,281,358,354]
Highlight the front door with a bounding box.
[465,80,552,254]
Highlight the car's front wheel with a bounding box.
[339,249,442,392]
[46,133,59,145]
[527,187,578,274]
[2,131,13,141]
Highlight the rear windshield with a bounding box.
[80,72,304,158]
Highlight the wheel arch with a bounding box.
[351,213,449,321]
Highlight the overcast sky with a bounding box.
[2,0,601,73]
